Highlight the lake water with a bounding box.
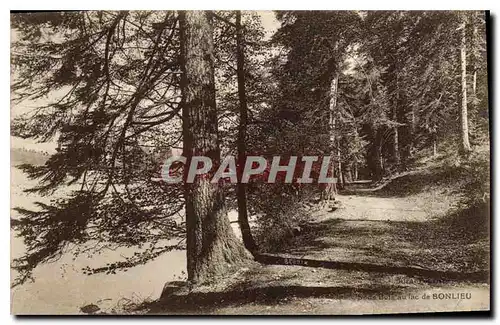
[11,159,244,314]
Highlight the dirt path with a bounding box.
[151,185,489,315]
[324,194,440,222]
[281,186,487,273]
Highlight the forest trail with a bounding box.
[274,179,488,277]
[151,177,490,315]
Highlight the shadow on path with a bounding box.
[266,201,489,283]
[144,283,405,314]
[255,253,488,283]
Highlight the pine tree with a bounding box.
[10,10,254,287]
[11,11,187,286]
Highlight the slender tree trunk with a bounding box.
[471,12,478,110]
[460,14,472,153]
[320,164,337,201]
[391,70,411,171]
[390,72,401,170]
[391,106,400,169]
[397,107,412,170]
[368,126,383,182]
[179,11,251,285]
[410,107,416,149]
[352,124,359,181]
[235,11,257,253]
[345,167,353,184]
[430,124,438,157]
[321,72,339,200]
[336,137,344,190]
[472,70,477,97]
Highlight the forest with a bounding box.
[10,11,490,314]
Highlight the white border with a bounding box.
[2,1,498,324]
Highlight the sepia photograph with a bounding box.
[10,10,490,315]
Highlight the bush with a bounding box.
[249,183,314,252]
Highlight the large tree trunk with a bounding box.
[179,11,251,285]
[235,11,257,253]
[460,14,471,153]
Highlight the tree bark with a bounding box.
[460,13,472,153]
[235,11,257,253]
[179,11,251,285]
